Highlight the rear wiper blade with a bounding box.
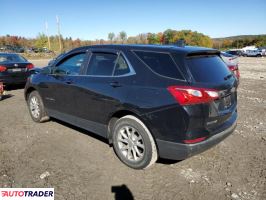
[224,74,233,80]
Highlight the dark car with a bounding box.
[24,45,238,169]
[0,53,34,85]
[225,50,243,56]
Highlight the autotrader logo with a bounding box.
[0,188,54,200]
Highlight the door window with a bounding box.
[54,53,86,75]
[87,53,117,76]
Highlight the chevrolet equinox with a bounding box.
[25,45,238,169]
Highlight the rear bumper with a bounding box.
[156,120,237,160]
[0,73,28,85]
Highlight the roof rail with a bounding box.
[173,39,186,47]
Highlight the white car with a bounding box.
[245,50,263,57]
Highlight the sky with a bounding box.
[1,0,266,40]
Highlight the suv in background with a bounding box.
[25,45,238,169]
[245,50,263,57]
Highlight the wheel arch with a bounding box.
[25,86,37,100]
[107,109,155,145]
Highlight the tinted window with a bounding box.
[87,53,117,76]
[186,55,232,83]
[114,55,130,76]
[0,54,27,63]
[55,53,85,75]
[134,51,183,79]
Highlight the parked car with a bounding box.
[225,50,243,57]
[245,50,263,57]
[0,53,34,85]
[24,45,238,169]
[221,52,240,80]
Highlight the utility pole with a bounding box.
[56,15,62,52]
[45,21,51,50]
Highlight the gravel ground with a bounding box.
[0,57,265,200]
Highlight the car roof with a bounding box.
[0,52,19,56]
[71,44,219,55]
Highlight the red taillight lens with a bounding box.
[0,65,7,72]
[167,86,219,105]
[26,63,34,70]
[184,137,206,144]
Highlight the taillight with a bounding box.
[26,63,34,70]
[0,65,7,72]
[167,86,219,105]
[184,137,206,144]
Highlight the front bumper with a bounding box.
[156,120,237,160]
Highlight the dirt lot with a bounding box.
[0,57,265,200]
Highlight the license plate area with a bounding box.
[8,68,24,72]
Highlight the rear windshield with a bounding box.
[0,54,27,63]
[133,51,184,80]
[186,55,232,83]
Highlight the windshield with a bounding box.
[186,55,232,83]
[0,54,27,63]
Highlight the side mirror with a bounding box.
[48,59,56,66]
[29,67,42,75]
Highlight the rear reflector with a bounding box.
[184,137,206,144]
[167,86,219,105]
[26,63,34,70]
[0,65,7,72]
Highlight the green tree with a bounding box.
[35,33,47,48]
[108,32,115,43]
[147,33,159,44]
[119,31,127,44]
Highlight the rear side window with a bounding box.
[114,55,130,76]
[186,55,232,83]
[87,53,117,76]
[134,51,184,80]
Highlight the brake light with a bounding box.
[184,137,206,144]
[167,86,219,105]
[0,65,7,72]
[26,63,34,70]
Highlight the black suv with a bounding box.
[25,45,238,169]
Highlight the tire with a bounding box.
[112,115,158,169]
[27,91,49,123]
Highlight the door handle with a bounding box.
[110,81,121,88]
[65,80,73,84]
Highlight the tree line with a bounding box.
[213,35,266,49]
[1,30,265,53]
